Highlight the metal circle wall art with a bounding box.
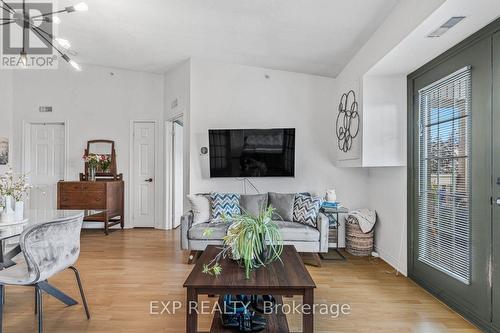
[335,90,360,153]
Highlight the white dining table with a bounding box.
[0,209,103,306]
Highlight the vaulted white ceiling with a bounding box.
[53,0,399,76]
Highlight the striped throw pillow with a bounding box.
[293,194,322,227]
[210,193,241,222]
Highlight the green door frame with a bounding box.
[407,17,500,333]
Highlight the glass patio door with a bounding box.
[410,35,492,323]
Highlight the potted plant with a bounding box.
[203,206,283,279]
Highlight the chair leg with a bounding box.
[0,285,4,333]
[34,286,38,314]
[69,266,90,319]
[35,284,43,333]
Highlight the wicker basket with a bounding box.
[346,216,374,256]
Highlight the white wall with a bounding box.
[332,0,447,274]
[164,61,190,121]
[368,167,407,274]
[362,76,407,273]
[334,0,446,167]
[0,71,13,174]
[10,64,164,228]
[362,75,406,167]
[187,59,369,209]
[164,61,191,226]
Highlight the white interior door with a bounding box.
[132,122,156,227]
[27,123,65,210]
[173,120,184,228]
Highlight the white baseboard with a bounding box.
[374,246,407,276]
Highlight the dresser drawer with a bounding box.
[59,191,106,209]
[59,183,83,192]
[82,182,106,191]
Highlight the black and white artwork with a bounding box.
[335,90,360,153]
[0,137,8,165]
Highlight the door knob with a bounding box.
[145,178,153,183]
[496,198,500,206]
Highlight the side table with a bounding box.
[320,206,349,260]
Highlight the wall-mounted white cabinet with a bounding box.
[335,74,407,167]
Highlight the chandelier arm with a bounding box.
[1,5,13,15]
[22,0,26,53]
[33,25,53,38]
[0,1,14,13]
[31,9,68,19]
[31,26,66,57]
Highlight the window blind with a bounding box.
[418,66,471,284]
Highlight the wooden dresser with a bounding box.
[57,180,124,235]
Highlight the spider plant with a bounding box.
[203,206,283,279]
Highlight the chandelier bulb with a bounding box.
[69,60,82,71]
[73,2,88,12]
[55,38,71,49]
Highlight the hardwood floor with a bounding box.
[2,229,478,333]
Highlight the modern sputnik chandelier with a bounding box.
[0,0,87,70]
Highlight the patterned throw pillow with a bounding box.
[210,193,241,222]
[293,194,322,227]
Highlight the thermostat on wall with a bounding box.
[39,106,53,113]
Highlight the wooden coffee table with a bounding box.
[183,245,316,333]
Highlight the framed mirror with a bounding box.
[81,140,122,180]
[88,141,113,156]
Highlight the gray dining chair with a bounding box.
[0,213,90,333]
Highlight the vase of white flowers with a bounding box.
[14,200,24,221]
[3,195,14,221]
[0,167,31,222]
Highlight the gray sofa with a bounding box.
[180,202,330,254]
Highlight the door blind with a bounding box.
[418,66,471,284]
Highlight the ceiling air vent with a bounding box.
[427,16,465,38]
[39,106,53,113]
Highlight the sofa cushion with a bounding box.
[240,194,268,217]
[268,192,295,221]
[293,194,322,228]
[187,194,211,225]
[188,222,229,240]
[273,220,320,242]
[210,193,241,222]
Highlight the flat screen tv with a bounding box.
[209,128,295,178]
